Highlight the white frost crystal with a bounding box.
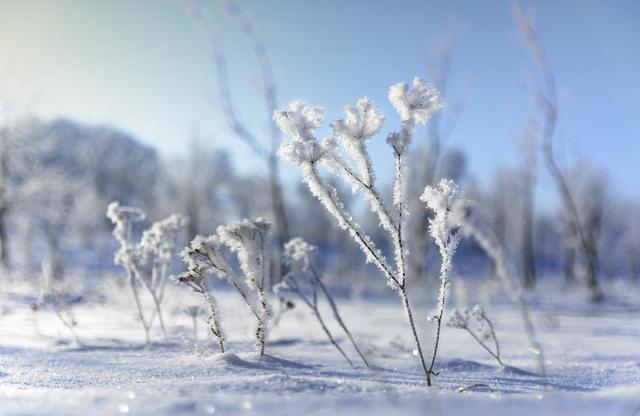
[273,100,324,141]
[389,77,444,124]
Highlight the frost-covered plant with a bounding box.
[174,238,226,351]
[420,179,466,380]
[275,77,447,385]
[448,305,503,366]
[183,305,206,341]
[107,201,188,344]
[440,195,547,377]
[218,218,272,354]
[176,218,273,355]
[274,237,369,367]
[140,214,189,322]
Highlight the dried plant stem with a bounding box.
[130,262,169,343]
[465,327,503,366]
[400,288,432,384]
[128,270,151,345]
[484,315,501,362]
[311,266,370,368]
[426,245,451,385]
[292,282,354,367]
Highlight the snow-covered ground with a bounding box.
[1,280,639,415]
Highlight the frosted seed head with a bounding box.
[331,97,384,142]
[140,214,188,261]
[389,77,444,124]
[278,137,326,164]
[273,100,325,141]
[447,308,470,329]
[283,237,317,268]
[386,130,411,155]
[106,201,146,225]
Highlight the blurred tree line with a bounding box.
[0,115,638,296]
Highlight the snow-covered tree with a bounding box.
[275,77,459,386]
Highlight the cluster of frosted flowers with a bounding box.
[274,77,444,292]
[274,77,443,167]
[141,214,189,263]
[106,201,188,270]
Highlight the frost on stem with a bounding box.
[389,77,444,125]
[218,218,272,355]
[420,178,466,384]
[174,238,226,352]
[275,238,370,367]
[107,201,188,344]
[274,77,445,384]
[176,218,273,355]
[448,305,504,366]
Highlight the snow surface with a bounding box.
[1,280,639,415]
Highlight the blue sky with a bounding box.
[1,0,638,197]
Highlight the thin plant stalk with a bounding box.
[311,266,370,368]
[128,270,151,345]
[288,279,354,367]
